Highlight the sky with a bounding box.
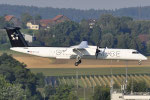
[0,0,150,10]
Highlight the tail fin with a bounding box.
[5,27,28,47]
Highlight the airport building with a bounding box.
[110,65,150,100]
[111,91,150,100]
[23,34,36,43]
[110,81,150,100]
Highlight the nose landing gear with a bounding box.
[138,60,142,65]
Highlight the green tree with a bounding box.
[90,26,102,45]
[116,34,127,48]
[44,85,56,100]
[36,21,81,47]
[80,19,89,28]
[0,75,25,100]
[146,40,150,55]
[49,85,78,100]
[68,91,78,100]
[36,73,45,88]
[21,13,33,28]
[127,80,149,92]
[0,53,42,100]
[101,33,114,48]
[92,86,110,100]
[97,14,120,35]
[0,29,10,50]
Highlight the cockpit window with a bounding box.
[132,51,139,54]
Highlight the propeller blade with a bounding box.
[95,41,101,59]
[95,48,100,59]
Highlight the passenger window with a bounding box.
[132,51,139,54]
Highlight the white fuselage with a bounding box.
[10,45,147,61]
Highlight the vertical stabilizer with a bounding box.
[5,27,28,47]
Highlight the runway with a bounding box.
[13,55,150,68]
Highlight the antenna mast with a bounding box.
[110,60,113,98]
[125,61,128,92]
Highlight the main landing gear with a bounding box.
[75,56,82,66]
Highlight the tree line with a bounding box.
[0,14,150,55]
[34,14,150,55]
[1,4,150,22]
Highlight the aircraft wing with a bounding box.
[72,41,89,56]
[71,41,88,49]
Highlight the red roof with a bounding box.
[40,15,69,27]
[52,15,63,21]
[40,19,53,26]
[138,34,149,42]
[5,15,14,21]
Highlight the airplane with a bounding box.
[5,27,147,66]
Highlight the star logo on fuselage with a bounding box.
[11,33,19,40]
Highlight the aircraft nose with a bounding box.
[142,55,147,60]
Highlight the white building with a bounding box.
[111,80,150,100]
[26,21,40,30]
[111,91,150,100]
[23,34,36,43]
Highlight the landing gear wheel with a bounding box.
[75,60,82,66]
[75,62,79,66]
[78,60,81,64]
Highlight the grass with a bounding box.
[30,67,150,76]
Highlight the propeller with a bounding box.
[95,41,101,59]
